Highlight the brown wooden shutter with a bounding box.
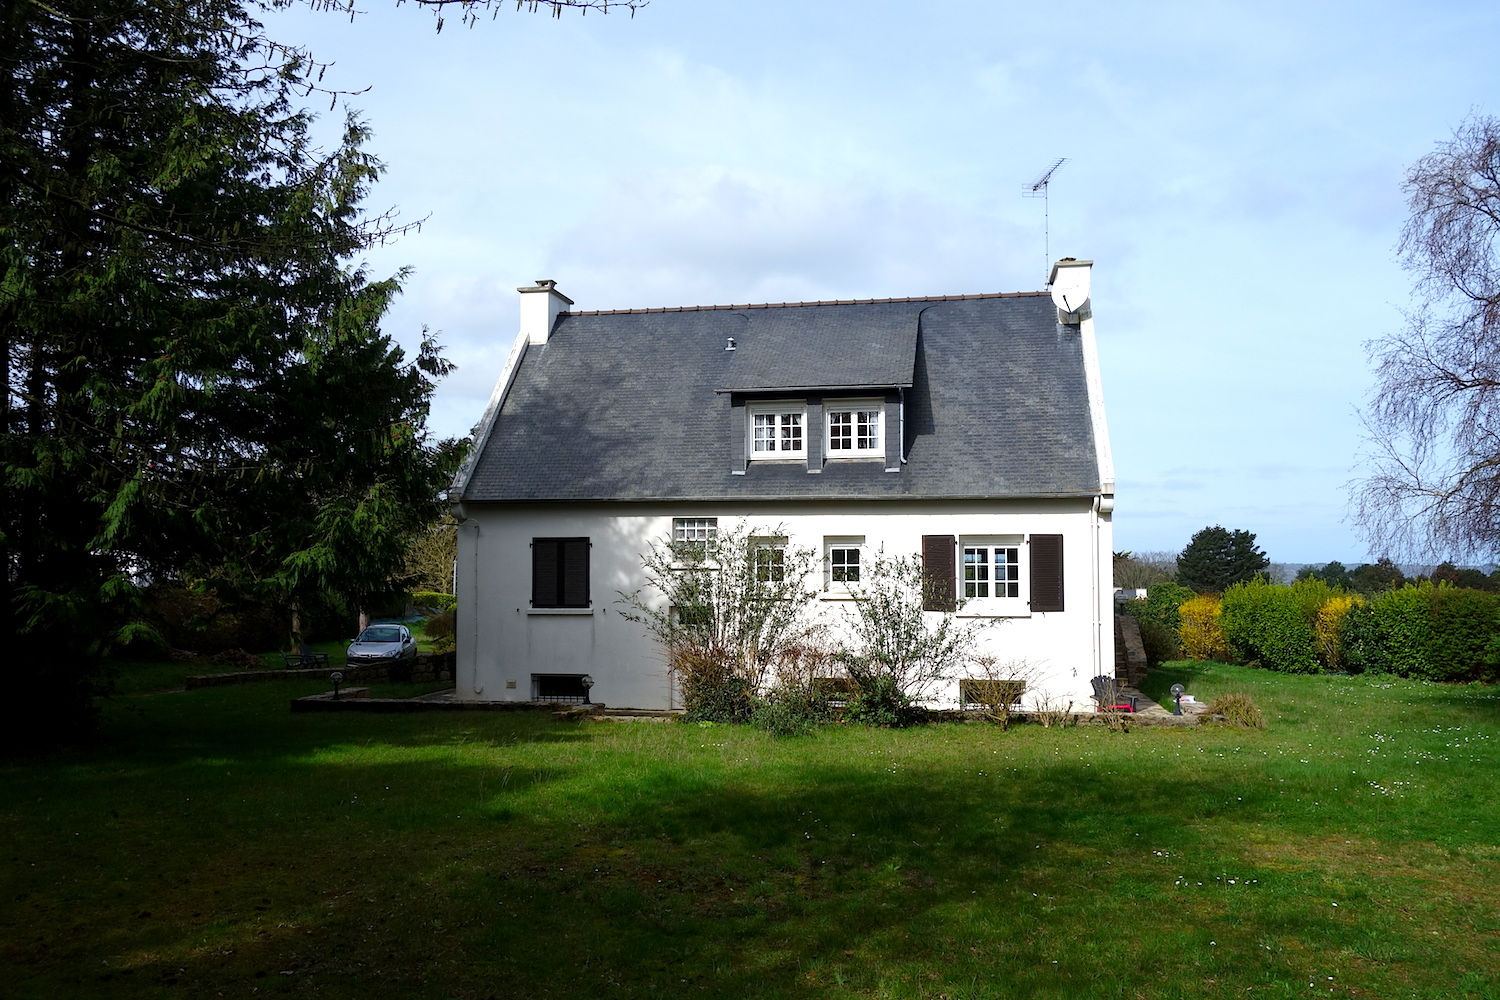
[1029,534,1064,612]
[922,535,956,612]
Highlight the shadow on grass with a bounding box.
[6,681,1498,999]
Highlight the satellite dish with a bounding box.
[1049,259,1092,314]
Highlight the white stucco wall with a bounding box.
[452,499,1114,711]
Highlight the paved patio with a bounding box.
[1118,684,1210,723]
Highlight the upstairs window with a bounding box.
[826,401,883,458]
[748,403,805,459]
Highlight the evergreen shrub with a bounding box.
[1337,583,1500,682]
[411,592,457,612]
[1338,601,1391,674]
[750,684,830,736]
[1140,582,1195,630]
[1371,584,1436,678]
[1427,586,1500,681]
[845,674,917,728]
[1220,578,1332,673]
[1136,619,1181,666]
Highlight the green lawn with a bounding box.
[2,662,1498,999]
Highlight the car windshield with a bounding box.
[356,627,402,644]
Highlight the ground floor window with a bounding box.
[533,674,590,704]
[825,536,864,590]
[532,537,590,608]
[673,517,717,543]
[962,542,1020,599]
[752,537,787,582]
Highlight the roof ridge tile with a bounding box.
[563,290,1047,317]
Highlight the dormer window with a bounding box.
[826,400,883,458]
[748,402,805,459]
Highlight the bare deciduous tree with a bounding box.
[838,552,995,706]
[379,0,646,31]
[1356,115,1500,561]
[618,522,821,713]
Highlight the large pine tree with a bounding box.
[1,0,455,738]
[1175,526,1270,594]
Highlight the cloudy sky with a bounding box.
[265,0,1499,565]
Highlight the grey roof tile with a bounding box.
[461,294,1103,502]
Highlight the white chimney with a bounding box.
[518,279,574,345]
[1047,258,1092,323]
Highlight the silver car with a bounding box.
[346,624,418,664]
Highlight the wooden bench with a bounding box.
[280,643,330,669]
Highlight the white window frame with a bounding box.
[958,535,1028,617]
[823,535,865,596]
[670,517,719,570]
[747,402,806,460]
[751,535,789,583]
[825,399,884,459]
[672,517,717,544]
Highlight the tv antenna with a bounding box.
[1023,157,1068,274]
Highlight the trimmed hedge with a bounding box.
[411,591,457,612]
[1340,582,1500,682]
[1220,578,1333,673]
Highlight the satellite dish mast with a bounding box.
[1023,157,1068,275]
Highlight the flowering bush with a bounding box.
[1314,594,1361,671]
[1178,595,1229,661]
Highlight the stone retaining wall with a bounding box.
[186,651,454,689]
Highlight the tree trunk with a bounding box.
[289,601,304,650]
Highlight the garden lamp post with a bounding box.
[1170,683,1185,716]
[581,674,594,705]
[331,671,344,701]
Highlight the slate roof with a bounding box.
[458,292,1104,502]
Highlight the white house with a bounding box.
[448,261,1115,710]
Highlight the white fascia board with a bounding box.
[1077,312,1114,494]
[448,329,530,500]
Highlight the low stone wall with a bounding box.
[186,651,454,689]
[1115,614,1149,685]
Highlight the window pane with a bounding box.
[997,546,1020,598]
[831,546,860,583]
[753,413,776,452]
[963,547,990,597]
[755,545,785,582]
[780,413,802,452]
[829,411,852,451]
[857,410,879,450]
[674,517,717,542]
